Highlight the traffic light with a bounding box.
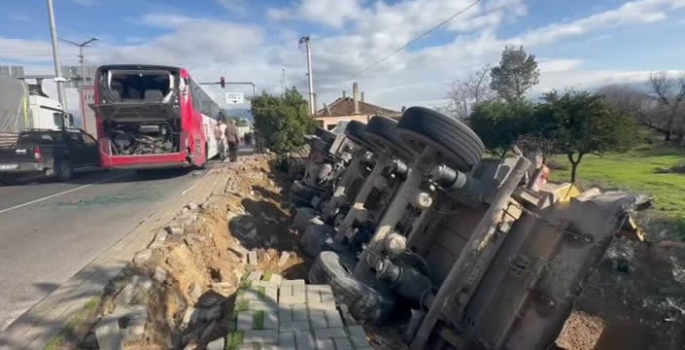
[220,77,225,89]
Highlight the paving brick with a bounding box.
[269,273,284,287]
[279,321,311,332]
[243,329,278,344]
[278,251,291,267]
[292,303,308,321]
[346,326,370,348]
[309,310,328,329]
[248,300,277,311]
[278,304,293,323]
[279,281,306,305]
[247,271,263,281]
[295,331,316,350]
[333,337,354,350]
[313,327,347,339]
[279,332,296,350]
[248,251,259,265]
[252,280,279,288]
[315,338,335,350]
[263,311,279,330]
[263,286,278,303]
[306,285,336,310]
[324,310,344,328]
[237,311,254,330]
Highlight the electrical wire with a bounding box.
[344,0,485,82]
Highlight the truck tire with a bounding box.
[315,127,337,143]
[55,160,74,181]
[309,251,396,325]
[345,121,376,151]
[396,106,485,173]
[293,207,324,233]
[365,116,415,160]
[300,224,335,258]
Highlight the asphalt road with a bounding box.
[0,168,206,331]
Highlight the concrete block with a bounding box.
[279,321,310,332]
[292,303,308,321]
[132,249,152,264]
[295,331,316,350]
[123,305,147,342]
[95,312,124,350]
[251,280,278,288]
[238,287,262,302]
[313,327,347,339]
[243,330,278,344]
[278,251,291,267]
[279,281,306,305]
[279,331,296,350]
[315,338,335,349]
[281,279,306,286]
[263,287,278,303]
[206,338,224,350]
[248,300,277,311]
[309,310,328,329]
[324,310,344,328]
[333,337,353,350]
[237,311,254,330]
[278,304,293,323]
[152,266,167,283]
[247,270,263,281]
[165,223,183,235]
[269,273,283,287]
[346,326,369,348]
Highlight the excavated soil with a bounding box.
[556,239,685,350]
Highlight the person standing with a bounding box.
[214,115,228,161]
[225,119,240,162]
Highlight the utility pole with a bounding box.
[281,67,286,97]
[47,0,68,110]
[59,37,98,87]
[299,36,315,116]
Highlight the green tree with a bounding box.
[251,87,315,158]
[490,46,540,102]
[535,90,636,182]
[468,100,535,158]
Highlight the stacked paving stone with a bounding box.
[230,271,372,350]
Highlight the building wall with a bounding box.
[315,114,373,130]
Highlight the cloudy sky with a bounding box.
[1,0,684,117]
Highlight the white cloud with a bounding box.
[215,0,249,15]
[2,0,685,113]
[71,0,94,6]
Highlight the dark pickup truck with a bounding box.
[0,129,101,183]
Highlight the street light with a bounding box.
[59,37,98,87]
[46,0,67,110]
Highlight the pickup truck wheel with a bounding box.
[308,251,396,325]
[365,116,415,161]
[55,160,74,181]
[396,106,485,173]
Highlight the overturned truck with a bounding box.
[289,107,651,350]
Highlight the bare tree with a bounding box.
[445,64,497,119]
[645,71,685,142]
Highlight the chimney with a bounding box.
[342,90,347,98]
[313,93,318,115]
[324,103,331,116]
[361,92,365,103]
[353,82,359,115]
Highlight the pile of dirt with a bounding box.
[76,155,309,350]
[556,239,685,350]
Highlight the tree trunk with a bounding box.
[567,152,584,183]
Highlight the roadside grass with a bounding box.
[549,145,685,219]
[43,297,101,350]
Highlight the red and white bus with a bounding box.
[90,64,221,170]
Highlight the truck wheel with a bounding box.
[55,160,74,181]
[396,106,485,173]
[365,116,415,161]
[345,121,377,152]
[315,127,337,143]
[308,251,396,325]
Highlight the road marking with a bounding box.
[0,173,131,215]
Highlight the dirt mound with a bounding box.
[556,239,685,350]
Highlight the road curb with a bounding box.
[0,169,224,350]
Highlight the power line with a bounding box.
[344,0,484,82]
